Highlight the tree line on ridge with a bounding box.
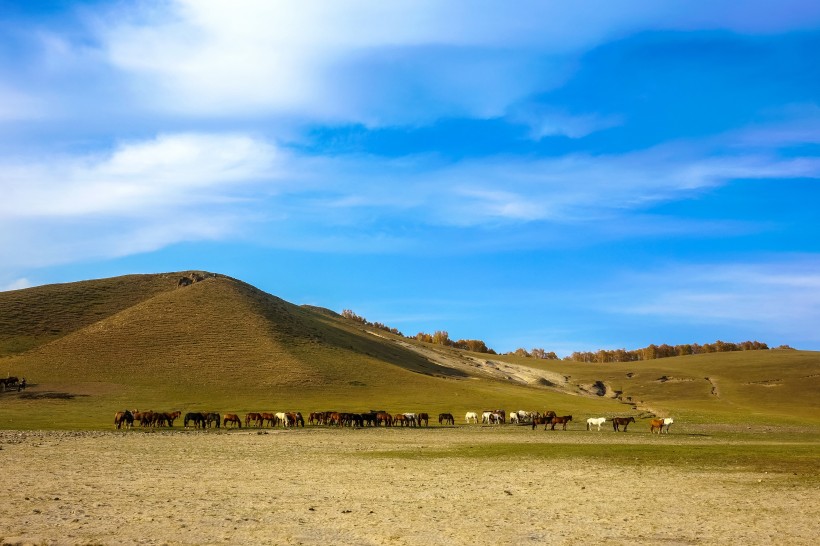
[340,309,784,363]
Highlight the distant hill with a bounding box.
[1,272,817,428]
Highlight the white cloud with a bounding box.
[84,0,820,125]
[0,278,33,292]
[1,133,279,219]
[0,132,280,269]
[2,122,818,270]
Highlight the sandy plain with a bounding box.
[1,426,818,546]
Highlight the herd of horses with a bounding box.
[0,376,26,392]
[470,410,672,432]
[113,407,673,433]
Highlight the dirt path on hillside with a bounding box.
[1,428,818,545]
[382,335,573,390]
[381,336,666,417]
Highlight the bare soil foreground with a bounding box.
[1,426,818,545]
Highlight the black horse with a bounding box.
[184,412,207,429]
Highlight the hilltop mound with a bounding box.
[0,272,470,390]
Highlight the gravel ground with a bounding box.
[1,427,818,545]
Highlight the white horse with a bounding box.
[586,417,606,431]
[465,411,478,424]
[516,410,533,423]
[662,417,674,433]
[275,412,289,427]
[403,413,417,427]
[482,411,494,424]
[509,413,519,424]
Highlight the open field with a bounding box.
[2,272,819,543]
[1,425,819,545]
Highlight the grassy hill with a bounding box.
[505,349,820,425]
[1,272,817,429]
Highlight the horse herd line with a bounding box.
[114,409,674,433]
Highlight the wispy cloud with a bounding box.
[611,257,820,341]
[1,133,279,219]
[2,123,818,268]
[509,105,623,139]
[0,278,33,292]
[0,133,279,268]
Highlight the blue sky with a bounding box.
[2,1,819,355]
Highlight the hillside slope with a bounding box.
[1,273,468,388]
[0,273,179,355]
[1,272,817,428]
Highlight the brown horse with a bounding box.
[649,419,664,434]
[114,410,134,429]
[245,412,263,427]
[139,411,155,427]
[392,414,407,427]
[612,417,636,432]
[530,411,557,430]
[223,414,242,428]
[167,411,181,427]
[549,415,573,431]
[260,413,277,427]
[287,412,305,427]
[438,413,455,425]
[417,413,429,427]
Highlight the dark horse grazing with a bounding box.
[549,415,573,430]
[612,417,636,432]
[438,413,455,425]
[205,412,221,428]
[417,413,430,427]
[184,412,207,429]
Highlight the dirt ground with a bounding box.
[1,427,818,545]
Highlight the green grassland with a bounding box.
[364,433,820,480]
[515,349,820,426]
[1,272,818,431]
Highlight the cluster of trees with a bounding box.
[340,310,775,363]
[505,348,560,359]
[413,331,497,354]
[341,309,500,354]
[565,340,770,363]
[341,309,404,337]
